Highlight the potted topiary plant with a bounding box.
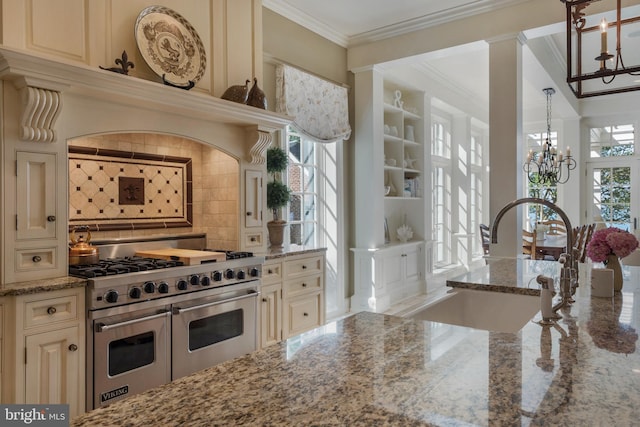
[266,146,291,248]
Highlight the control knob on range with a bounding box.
[225,269,235,280]
[201,275,211,286]
[236,270,246,280]
[212,271,223,282]
[190,275,200,286]
[249,267,260,278]
[129,287,142,299]
[176,279,188,291]
[104,290,119,304]
[143,281,156,294]
[158,281,169,294]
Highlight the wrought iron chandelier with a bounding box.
[562,0,640,98]
[523,88,576,185]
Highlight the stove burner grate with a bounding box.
[69,256,185,278]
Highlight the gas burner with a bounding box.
[69,256,185,278]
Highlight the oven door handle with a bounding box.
[96,310,171,333]
[172,290,260,315]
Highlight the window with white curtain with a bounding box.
[275,64,350,319]
[432,116,452,267]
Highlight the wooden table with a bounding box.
[535,233,567,260]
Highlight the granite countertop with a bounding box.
[260,245,327,260]
[0,275,86,297]
[72,259,640,426]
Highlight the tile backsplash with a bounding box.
[68,133,240,250]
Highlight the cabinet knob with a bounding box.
[32,256,42,263]
[268,269,273,274]
[47,306,57,315]
[247,212,252,216]
[250,237,257,242]
[262,298,268,302]
[47,215,56,222]
[302,283,307,287]
[68,344,78,352]
[302,265,307,270]
[303,312,309,317]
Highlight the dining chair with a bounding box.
[572,224,587,262]
[580,223,596,263]
[542,219,567,235]
[522,229,538,259]
[479,224,490,255]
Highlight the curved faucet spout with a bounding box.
[490,197,576,317]
[490,197,573,254]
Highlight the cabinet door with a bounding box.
[284,293,322,338]
[16,152,57,240]
[260,283,281,348]
[25,325,82,417]
[245,170,263,228]
[404,246,422,283]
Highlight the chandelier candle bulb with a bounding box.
[566,146,571,157]
[600,18,608,53]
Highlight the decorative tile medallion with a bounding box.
[69,146,192,231]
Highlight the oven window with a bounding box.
[188,309,243,351]
[108,331,155,376]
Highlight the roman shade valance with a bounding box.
[276,64,351,143]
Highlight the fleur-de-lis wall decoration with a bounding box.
[100,50,135,75]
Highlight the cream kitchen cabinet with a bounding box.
[351,241,425,313]
[243,169,265,251]
[6,151,66,284]
[282,252,325,339]
[4,287,85,418]
[260,251,326,346]
[260,258,283,348]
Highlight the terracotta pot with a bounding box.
[267,220,287,248]
[69,227,99,265]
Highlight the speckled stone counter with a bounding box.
[446,257,562,296]
[72,260,640,426]
[0,275,86,296]
[260,244,327,260]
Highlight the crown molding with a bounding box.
[264,0,532,48]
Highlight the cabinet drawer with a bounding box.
[284,255,323,279]
[262,261,283,285]
[286,293,322,337]
[284,274,322,298]
[22,292,79,329]
[15,247,57,272]
[244,232,263,248]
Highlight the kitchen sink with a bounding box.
[409,289,540,333]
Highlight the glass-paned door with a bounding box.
[587,159,640,236]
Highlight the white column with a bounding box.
[488,33,525,257]
[353,67,385,249]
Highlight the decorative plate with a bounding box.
[135,5,206,87]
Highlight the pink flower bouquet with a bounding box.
[586,227,639,263]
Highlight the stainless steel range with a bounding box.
[71,234,262,410]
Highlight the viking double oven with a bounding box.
[70,234,262,410]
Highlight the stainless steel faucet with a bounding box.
[490,197,577,315]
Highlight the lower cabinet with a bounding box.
[4,287,85,418]
[260,251,325,347]
[260,283,282,348]
[351,241,426,313]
